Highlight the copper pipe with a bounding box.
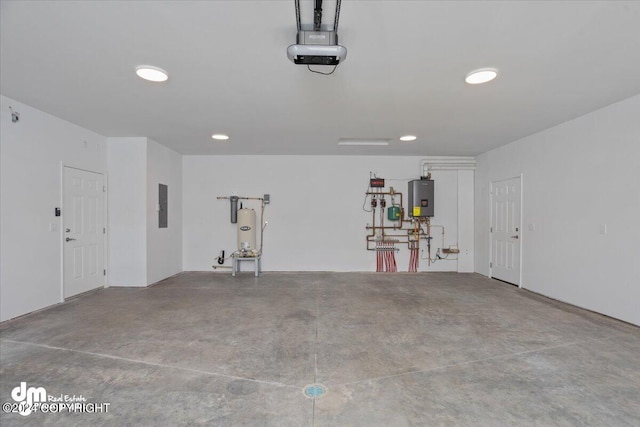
[367,234,411,249]
[366,191,405,229]
[365,191,409,231]
[366,191,432,251]
[424,224,445,252]
[366,225,412,230]
[366,205,376,250]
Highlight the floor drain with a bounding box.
[303,384,327,399]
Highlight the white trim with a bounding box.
[456,169,475,272]
[489,182,493,280]
[61,164,108,300]
[519,173,524,289]
[489,175,523,287]
[59,163,64,303]
[104,170,109,289]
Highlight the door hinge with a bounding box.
[490,262,492,268]
[103,227,106,234]
[103,269,106,276]
[490,226,493,232]
[103,185,106,192]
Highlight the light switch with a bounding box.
[528,223,535,231]
[49,223,58,232]
[600,224,607,235]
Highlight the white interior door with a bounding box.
[491,177,521,286]
[63,167,105,298]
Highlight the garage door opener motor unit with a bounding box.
[287,0,347,68]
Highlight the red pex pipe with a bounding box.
[409,248,418,273]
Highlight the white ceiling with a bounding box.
[2,1,640,156]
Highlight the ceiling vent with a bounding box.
[287,0,347,72]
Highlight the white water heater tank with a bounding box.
[237,208,257,252]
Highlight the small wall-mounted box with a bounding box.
[370,178,385,188]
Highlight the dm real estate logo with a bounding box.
[11,382,46,416]
[4,382,110,417]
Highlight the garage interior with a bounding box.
[1,1,639,425]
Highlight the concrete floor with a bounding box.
[1,272,639,426]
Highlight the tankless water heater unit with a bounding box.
[408,179,435,217]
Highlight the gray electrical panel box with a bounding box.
[408,179,434,217]
[159,184,168,228]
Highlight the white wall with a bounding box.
[0,95,106,321]
[106,137,182,287]
[475,94,640,326]
[457,170,475,273]
[183,156,473,272]
[106,137,147,287]
[147,139,182,285]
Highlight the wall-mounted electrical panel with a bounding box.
[159,184,168,228]
[408,179,434,217]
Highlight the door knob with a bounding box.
[65,237,76,242]
[511,235,519,239]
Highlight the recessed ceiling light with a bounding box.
[338,138,390,146]
[211,134,230,140]
[135,65,168,82]
[465,68,498,85]
[400,135,417,142]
